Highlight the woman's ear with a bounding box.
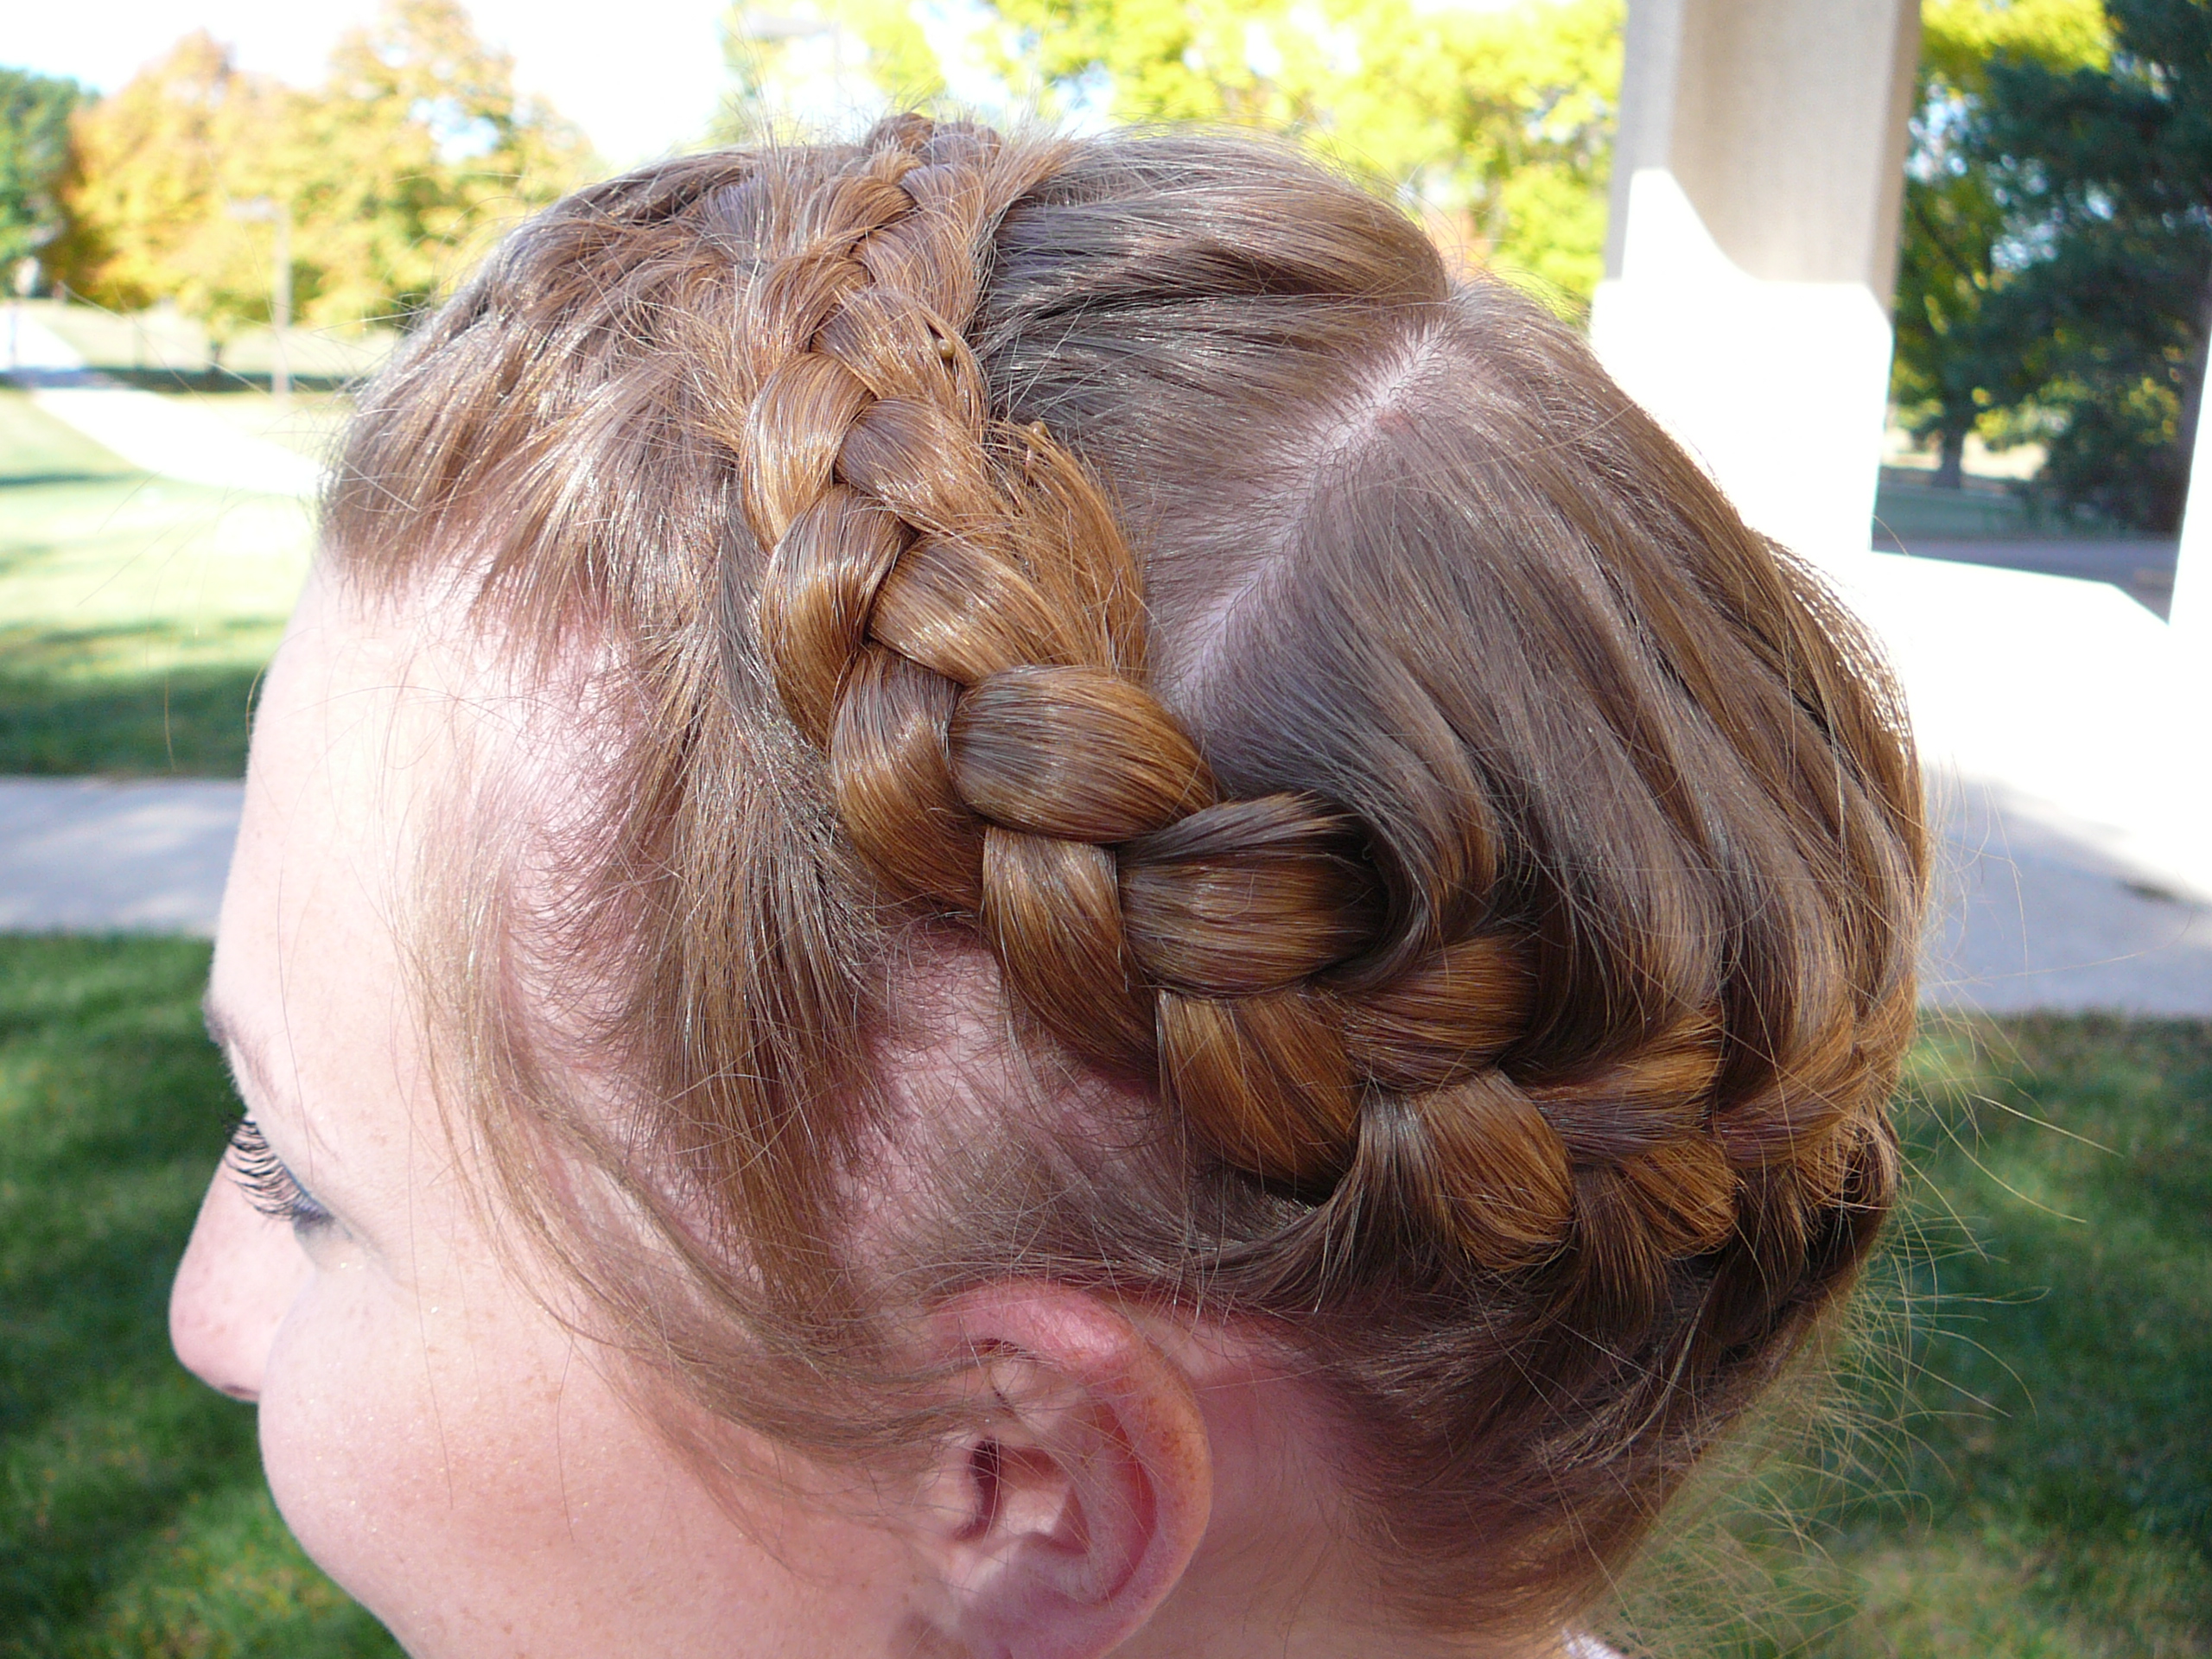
[906,1283,1212,1659]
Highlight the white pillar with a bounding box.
[2172,385,2212,652]
[1590,0,1921,568]
[2172,400,2212,788]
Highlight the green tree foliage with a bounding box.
[1976,0,2212,531]
[715,1,945,142]
[720,0,1622,309]
[1896,0,2212,531]
[0,67,88,279]
[54,0,594,338]
[1892,1,2110,488]
[297,0,598,322]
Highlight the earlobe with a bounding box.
[913,1286,1213,1659]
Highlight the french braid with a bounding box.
[332,117,1927,1632]
[738,117,1901,1330]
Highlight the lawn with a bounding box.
[1614,1015,2212,1656]
[0,933,2204,1656]
[18,299,396,393]
[0,937,398,1658]
[0,391,314,776]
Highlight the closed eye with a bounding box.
[226,1116,335,1234]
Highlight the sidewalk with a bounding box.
[1925,773,2212,1014]
[0,779,240,935]
[3,312,322,498]
[1876,531,2177,618]
[2,771,2204,1013]
[1830,548,2212,907]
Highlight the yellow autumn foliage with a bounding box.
[56,0,594,338]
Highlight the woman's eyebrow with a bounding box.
[200,993,284,1115]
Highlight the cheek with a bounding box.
[254,1260,485,1624]
[255,1252,614,1630]
[252,1249,881,1656]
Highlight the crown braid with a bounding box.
[329,117,1928,1631]
[736,116,1896,1325]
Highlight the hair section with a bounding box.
[325,118,1928,1637]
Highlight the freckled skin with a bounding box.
[169,570,920,1658]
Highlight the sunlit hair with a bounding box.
[326,116,1928,1637]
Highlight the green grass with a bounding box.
[0,937,397,1656]
[1616,1015,2212,1656]
[2,934,2203,1655]
[1872,464,2182,544]
[0,392,312,776]
[1873,467,2044,540]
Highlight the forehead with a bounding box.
[206,569,511,1104]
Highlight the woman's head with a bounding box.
[174,118,1927,1656]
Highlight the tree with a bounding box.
[0,67,88,282]
[1894,0,2212,531]
[717,0,1623,311]
[51,34,296,341]
[55,0,595,339]
[293,0,596,324]
[1974,0,2212,531]
[715,1,944,142]
[1891,0,2111,489]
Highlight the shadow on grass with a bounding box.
[0,937,395,1657]
[1605,1016,2212,1658]
[0,626,271,778]
[0,369,359,397]
[0,474,145,493]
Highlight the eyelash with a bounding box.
[226,1117,334,1233]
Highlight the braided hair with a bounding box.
[330,117,1927,1634]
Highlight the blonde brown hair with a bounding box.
[327,117,1927,1636]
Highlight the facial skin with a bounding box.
[173,569,937,1655]
[169,567,1540,1659]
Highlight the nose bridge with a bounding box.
[170,1164,309,1402]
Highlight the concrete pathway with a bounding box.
[1831,550,2212,910]
[5,313,322,498]
[1925,773,2212,1014]
[1878,531,2178,619]
[0,779,241,936]
[1,771,2205,1013]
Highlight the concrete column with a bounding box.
[1591,0,1921,565]
[2171,385,2211,657]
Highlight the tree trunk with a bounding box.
[1935,423,1967,490]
